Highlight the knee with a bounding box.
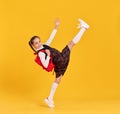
[55,76,62,84]
[68,41,75,51]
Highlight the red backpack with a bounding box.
[34,49,55,72]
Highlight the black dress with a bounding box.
[42,44,70,78]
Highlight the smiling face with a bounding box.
[29,36,42,50]
[32,37,42,49]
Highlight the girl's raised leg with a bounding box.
[68,19,90,51]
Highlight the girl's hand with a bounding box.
[45,49,51,56]
[54,18,60,29]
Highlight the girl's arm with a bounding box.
[38,52,50,68]
[45,19,60,46]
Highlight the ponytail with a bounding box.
[29,41,37,53]
[29,36,40,53]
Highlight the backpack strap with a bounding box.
[42,44,51,50]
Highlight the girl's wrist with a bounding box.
[55,25,59,29]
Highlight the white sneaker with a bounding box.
[47,97,54,104]
[78,18,90,29]
[44,98,55,108]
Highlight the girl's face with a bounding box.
[32,38,42,49]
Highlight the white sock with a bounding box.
[72,28,86,44]
[48,82,58,101]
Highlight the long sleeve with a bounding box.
[45,29,57,46]
[38,52,50,68]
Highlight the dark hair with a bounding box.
[29,36,40,53]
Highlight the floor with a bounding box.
[0,92,120,114]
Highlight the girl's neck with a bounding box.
[36,45,44,51]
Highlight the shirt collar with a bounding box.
[36,45,44,51]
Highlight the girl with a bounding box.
[29,18,89,108]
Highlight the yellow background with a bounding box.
[0,0,120,113]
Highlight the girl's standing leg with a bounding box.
[48,75,62,101]
[68,19,90,51]
[44,75,62,108]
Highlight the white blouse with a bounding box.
[37,29,57,68]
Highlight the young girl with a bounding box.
[29,18,89,108]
